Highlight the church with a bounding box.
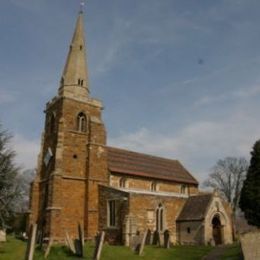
[28,11,233,246]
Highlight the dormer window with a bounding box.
[77,112,87,132]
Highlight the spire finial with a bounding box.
[80,0,85,13]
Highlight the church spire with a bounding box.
[59,10,90,98]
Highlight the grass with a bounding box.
[1,235,242,260]
[221,243,243,260]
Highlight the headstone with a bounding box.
[131,234,142,252]
[65,231,76,254]
[145,229,152,245]
[25,224,37,260]
[0,230,6,242]
[74,224,84,257]
[44,237,53,259]
[163,230,170,249]
[152,230,161,246]
[138,230,147,256]
[93,231,105,260]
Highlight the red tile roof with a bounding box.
[177,194,213,221]
[107,147,198,185]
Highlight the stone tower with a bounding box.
[28,11,108,241]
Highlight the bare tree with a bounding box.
[203,157,249,213]
[0,124,20,229]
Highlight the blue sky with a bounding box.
[1,0,260,182]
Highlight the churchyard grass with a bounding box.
[1,235,240,260]
[221,243,242,260]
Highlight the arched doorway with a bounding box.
[212,215,222,245]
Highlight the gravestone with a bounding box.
[138,230,147,256]
[93,231,105,260]
[65,231,76,254]
[131,233,142,252]
[145,229,152,245]
[163,230,170,249]
[74,224,84,257]
[25,224,37,260]
[0,230,6,242]
[44,237,53,259]
[152,230,161,246]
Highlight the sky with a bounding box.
[1,0,260,183]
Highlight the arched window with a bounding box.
[156,204,164,232]
[119,177,127,188]
[77,112,87,132]
[151,182,157,192]
[180,184,187,194]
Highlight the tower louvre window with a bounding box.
[77,112,87,132]
[151,182,157,192]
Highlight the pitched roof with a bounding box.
[177,194,213,221]
[107,146,198,185]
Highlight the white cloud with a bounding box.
[109,113,260,182]
[12,134,40,170]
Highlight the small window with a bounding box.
[180,184,187,194]
[151,182,157,192]
[78,79,81,85]
[77,112,87,132]
[108,200,116,227]
[80,45,83,50]
[81,79,84,86]
[187,227,191,234]
[119,178,127,188]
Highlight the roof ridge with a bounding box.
[107,146,179,163]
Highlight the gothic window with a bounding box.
[156,204,164,232]
[180,184,187,194]
[108,200,116,227]
[77,112,87,132]
[151,182,157,192]
[119,177,127,188]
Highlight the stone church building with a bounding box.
[28,11,233,246]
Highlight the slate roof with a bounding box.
[107,146,198,185]
[176,194,213,221]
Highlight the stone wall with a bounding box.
[177,221,204,245]
[240,231,260,260]
[110,174,198,195]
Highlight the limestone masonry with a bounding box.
[28,11,233,246]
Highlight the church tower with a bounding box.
[28,10,108,241]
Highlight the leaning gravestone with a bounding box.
[0,230,6,242]
[93,231,105,260]
[74,224,84,257]
[138,230,147,256]
[44,237,53,259]
[152,230,161,246]
[131,233,142,252]
[25,224,37,260]
[65,231,76,254]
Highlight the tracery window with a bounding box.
[77,112,87,132]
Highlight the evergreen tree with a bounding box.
[239,140,260,227]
